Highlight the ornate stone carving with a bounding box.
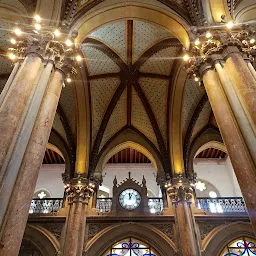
[65,174,95,204]
[150,223,174,241]
[39,223,64,241]
[186,25,256,78]
[9,29,78,79]
[87,223,111,241]
[166,174,195,203]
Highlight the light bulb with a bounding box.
[76,55,82,62]
[10,38,17,45]
[54,29,61,37]
[34,15,41,22]
[206,31,212,39]
[9,53,16,60]
[14,28,23,36]
[250,38,255,44]
[183,54,189,62]
[65,39,73,47]
[34,23,41,30]
[195,39,200,46]
[194,77,199,82]
[66,77,71,83]
[226,21,234,29]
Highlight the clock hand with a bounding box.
[129,193,132,199]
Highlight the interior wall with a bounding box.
[194,157,242,197]
[100,163,160,197]
[34,164,65,198]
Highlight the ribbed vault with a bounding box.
[80,20,183,175]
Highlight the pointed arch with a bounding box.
[71,1,191,48]
[93,127,165,177]
[85,223,177,256]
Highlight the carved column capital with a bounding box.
[186,26,256,79]
[65,174,95,205]
[9,29,79,79]
[166,174,194,204]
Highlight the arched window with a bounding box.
[104,237,159,256]
[220,237,256,255]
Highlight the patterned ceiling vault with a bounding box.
[182,79,205,138]
[190,101,212,142]
[80,20,182,173]
[133,20,173,63]
[89,21,127,63]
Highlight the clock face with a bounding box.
[119,189,141,210]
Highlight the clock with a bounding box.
[119,189,141,210]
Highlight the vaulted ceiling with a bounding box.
[80,20,183,173]
[3,0,255,176]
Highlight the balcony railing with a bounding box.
[96,197,164,214]
[29,198,64,214]
[29,197,248,215]
[197,197,247,214]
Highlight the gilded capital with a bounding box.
[166,174,194,204]
[65,174,95,204]
[186,25,256,79]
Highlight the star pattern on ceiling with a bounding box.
[80,20,182,173]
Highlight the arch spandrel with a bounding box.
[72,1,191,49]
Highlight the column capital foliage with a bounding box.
[10,31,77,77]
[186,24,256,79]
[65,174,95,204]
[166,174,195,203]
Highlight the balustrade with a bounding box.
[28,197,248,215]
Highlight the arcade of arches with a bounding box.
[0,0,256,256]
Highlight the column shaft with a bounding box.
[0,70,63,256]
[215,62,256,166]
[224,53,256,126]
[0,56,42,181]
[174,202,200,256]
[203,69,256,233]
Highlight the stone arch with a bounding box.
[202,222,254,256]
[233,0,256,23]
[195,141,227,157]
[21,224,60,256]
[71,0,191,48]
[46,143,65,161]
[187,126,223,175]
[203,0,231,23]
[93,128,165,178]
[84,222,177,256]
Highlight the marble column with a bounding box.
[62,176,94,256]
[0,55,42,183]
[202,69,256,233]
[167,176,201,256]
[224,52,256,126]
[0,69,64,256]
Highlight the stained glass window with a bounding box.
[220,237,256,256]
[103,237,159,256]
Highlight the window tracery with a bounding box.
[220,237,256,255]
[104,237,158,256]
